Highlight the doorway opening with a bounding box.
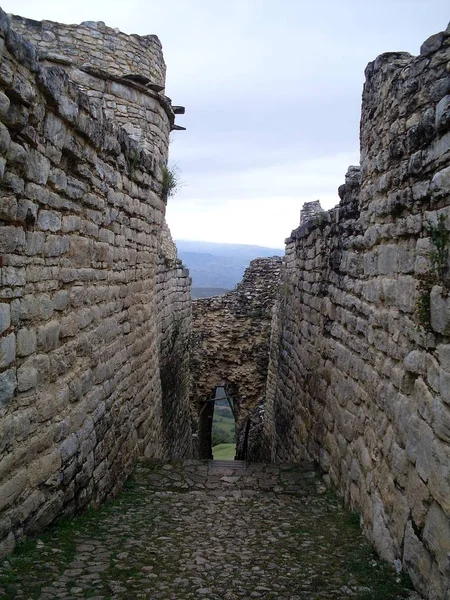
[197,383,237,460]
[211,386,236,460]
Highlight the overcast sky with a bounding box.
[2,1,449,247]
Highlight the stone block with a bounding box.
[0,196,17,221]
[61,215,81,233]
[25,231,45,256]
[37,321,60,352]
[0,415,14,453]
[53,290,69,311]
[28,450,62,487]
[430,286,450,335]
[0,226,25,253]
[404,350,426,375]
[0,90,10,118]
[435,94,450,133]
[433,397,450,443]
[24,148,50,184]
[60,433,79,463]
[423,502,450,574]
[439,368,450,404]
[0,303,10,335]
[0,333,15,369]
[17,361,38,392]
[16,328,37,357]
[0,368,16,407]
[0,121,11,154]
[430,165,450,198]
[378,244,398,275]
[403,520,431,592]
[437,344,450,371]
[0,469,27,512]
[37,209,61,232]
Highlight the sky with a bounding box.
[2,1,449,248]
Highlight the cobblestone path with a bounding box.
[0,460,415,600]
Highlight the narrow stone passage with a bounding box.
[0,461,415,600]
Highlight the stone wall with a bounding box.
[0,9,191,557]
[190,257,281,459]
[264,24,450,600]
[9,16,166,88]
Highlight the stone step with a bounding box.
[208,459,247,470]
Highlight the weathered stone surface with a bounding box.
[263,25,450,600]
[0,10,190,561]
[190,257,281,460]
[0,303,10,335]
[0,460,416,600]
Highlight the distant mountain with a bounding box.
[176,240,283,292]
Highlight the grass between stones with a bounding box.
[0,461,415,600]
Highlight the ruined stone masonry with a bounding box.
[263,24,450,600]
[190,257,281,460]
[0,9,192,557]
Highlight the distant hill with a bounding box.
[176,240,283,292]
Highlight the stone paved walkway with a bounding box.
[0,460,415,600]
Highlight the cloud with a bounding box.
[166,151,359,247]
[2,0,449,247]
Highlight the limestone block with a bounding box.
[44,235,69,257]
[404,350,426,375]
[372,491,396,563]
[403,520,432,591]
[0,121,11,155]
[53,290,69,311]
[24,148,50,184]
[16,328,37,357]
[391,442,409,487]
[432,397,450,443]
[0,470,27,512]
[426,354,440,393]
[37,209,61,232]
[0,333,15,368]
[28,450,62,488]
[430,286,450,335]
[36,391,60,422]
[0,368,16,407]
[439,368,450,404]
[60,433,79,463]
[430,165,450,198]
[25,231,45,256]
[0,196,17,222]
[0,226,25,253]
[61,215,81,232]
[436,344,450,371]
[378,244,398,275]
[423,502,450,574]
[37,320,60,352]
[0,303,11,335]
[435,94,450,133]
[17,361,38,392]
[406,469,431,527]
[0,90,10,118]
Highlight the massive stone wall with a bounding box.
[264,24,450,600]
[9,16,166,88]
[0,9,191,557]
[190,257,281,459]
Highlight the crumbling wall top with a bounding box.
[9,15,166,89]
